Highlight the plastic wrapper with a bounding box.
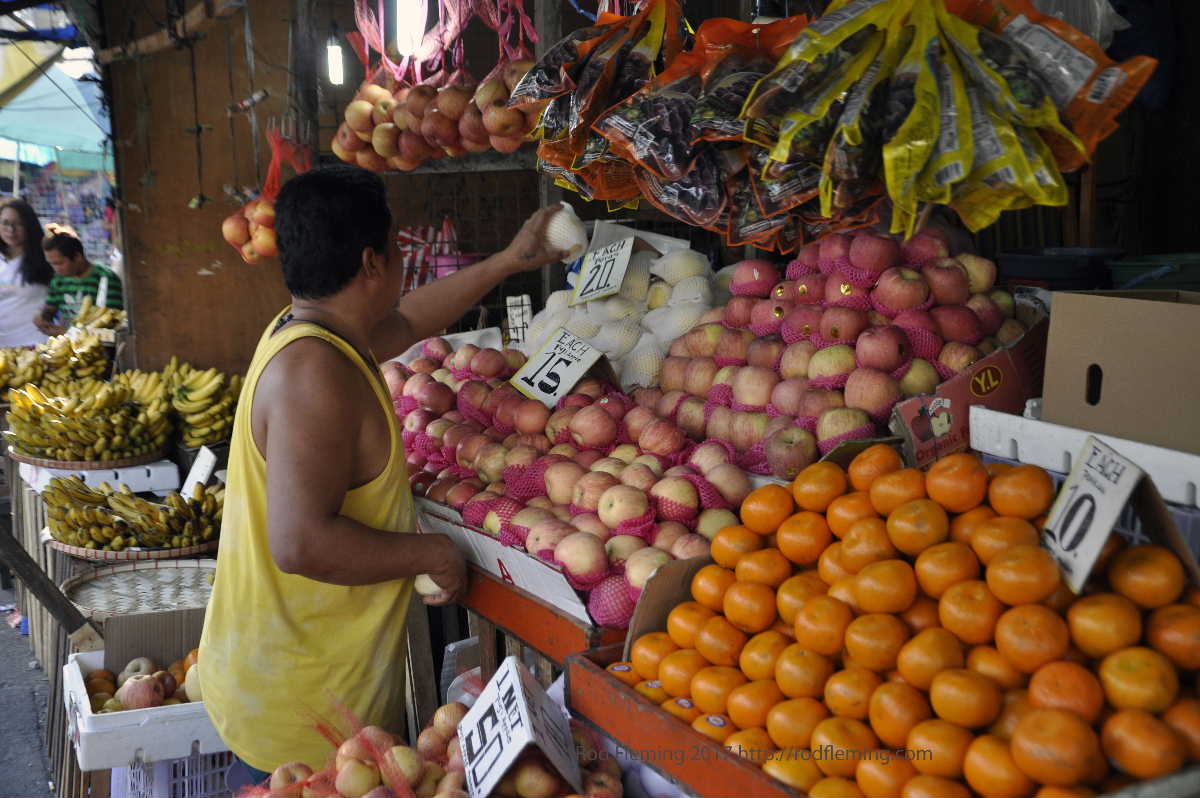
[728,178,789,248]
[914,26,975,206]
[634,147,729,229]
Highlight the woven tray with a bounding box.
[60,559,216,621]
[46,535,218,562]
[7,446,168,470]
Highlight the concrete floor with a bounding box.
[0,584,53,798]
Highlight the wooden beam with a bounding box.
[290,0,320,156]
[0,522,102,652]
[96,0,240,65]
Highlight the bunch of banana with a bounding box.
[37,331,108,390]
[0,349,45,397]
[4,382,171,461]
[73,297,127,330]
[43,476,224,551]
[112,370,169,406]
[168,359,242,447]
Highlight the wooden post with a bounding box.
[290,0,320,156]
[535,0,564,304]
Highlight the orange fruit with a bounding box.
[901,596,941,634]
[695,616,749,667]
[986,462,1013,479]
[184,648,199,672]
[827,491,878,539]
[848,444,904,492]
[1010,708,1104,786]
[808,776,865,798]
[775,644,836,699]
[818,541,854,584]
[901,775,971,798]
[1034,788,1097,798]
[854,559,917,614]
[1108,544,1186,609]
[724,726,775,763]
[856,756,917,798]
[966,645,1026,690]
[970,516,1039,565]
[963,734,1035,798]
[1098,646,1179,712]
[840,517,898,573]
[926,453,989,514]
[827,577,862,612]
[690,666,748,715]
[777,570,829,624]
[605,661,641,687]
[1147,604,1200,669]
[1027,661,1105,724]
[763,748,824,791]
[660,696,703,723]
[631,633,679,680]
[1042,580,1076,614]
[728,679,786,730]
[741,483,796,533]
[724,581,780,634]
[794,595,855,657]
[740,630,791,681]
[1067,592,1142,658]
[906,718,973,778]
[1185,585,1200,607]
[711,525,765,569]
[1163,697,1200,760]
[667,601,717,649]
[691,564,737,612]
[1102,709,1188,781]
[777,512,834,566]
[995,605,1070,674]
[990,688,1033,741]
[897,628,965,690]
[824,667,882,720]
[915,542,980,599]
[692,712,735,743]
[844,614,911,672]
[736,548,793,588]
[949,505,997,545]
[868,468,926,516]
[930,669,1002,729]
[939,580,1006,645]
[810,717,879,777]
[986,544,1061,605]
[634,679,669,703]
[987,464,1055,520]
[766,697,830,749]
[868,682,932,748]
[792,461,848,512]
[658,648,709,697]
[885,499,949,557]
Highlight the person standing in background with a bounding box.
[34,223,124,335]
[0,198,53,347]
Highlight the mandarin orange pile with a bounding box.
[609,447,1200,798]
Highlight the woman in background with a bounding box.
[0,198,53,347]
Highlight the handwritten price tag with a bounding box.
[1042,436,1142,592]
[510,328,602,408]
[569,236,634,305]
[182,445,218,497]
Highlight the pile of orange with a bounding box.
[612,447,1200,798]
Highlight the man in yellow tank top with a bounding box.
[198,166,566,782]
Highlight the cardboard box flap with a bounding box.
[623,558,711,661]
[103,608,207,674]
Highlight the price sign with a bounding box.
[96,275,109,308]
[182,446,217,498]
[1042,436,1142,592]
[569,235,634,305]
[510,327,602,408]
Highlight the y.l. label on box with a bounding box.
[510,328,602,408]
[1043,436,1142,592]
[458,657,581,798]
[569,236,634,305]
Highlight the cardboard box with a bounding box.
[1042,291,1200,455]
[890,312,1048,468]
[62,608,224,771]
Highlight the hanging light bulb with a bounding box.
[327,23,345,86]
[395,0,426,57]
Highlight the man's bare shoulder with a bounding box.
[257,335,368,415]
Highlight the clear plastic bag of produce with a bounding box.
[948,0,1156,171]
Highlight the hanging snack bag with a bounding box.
[913,25,974,206]
[948,0,1156,172]
[508,18,626,111]
[633,146,731,230]
[948,87,1040,230]
[880,0,942,237]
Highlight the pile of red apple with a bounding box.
[332,61,538,172]
[384,339,768,628]
[222,196,278,264]
[653,230,1028,478]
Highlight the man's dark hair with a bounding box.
[274,165,392,299]
[42,224,86,259]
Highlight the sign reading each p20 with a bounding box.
[569,236,635,305]
[510,327,602,408]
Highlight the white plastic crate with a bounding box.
[110,750,233,798]
[64,650,227,771]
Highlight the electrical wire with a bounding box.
[9,41,108,136]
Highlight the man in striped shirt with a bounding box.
[33,224,124,335]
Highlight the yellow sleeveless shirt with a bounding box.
[199,311,414,773]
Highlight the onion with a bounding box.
[543,202,588,262]
[344,100,374,132]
